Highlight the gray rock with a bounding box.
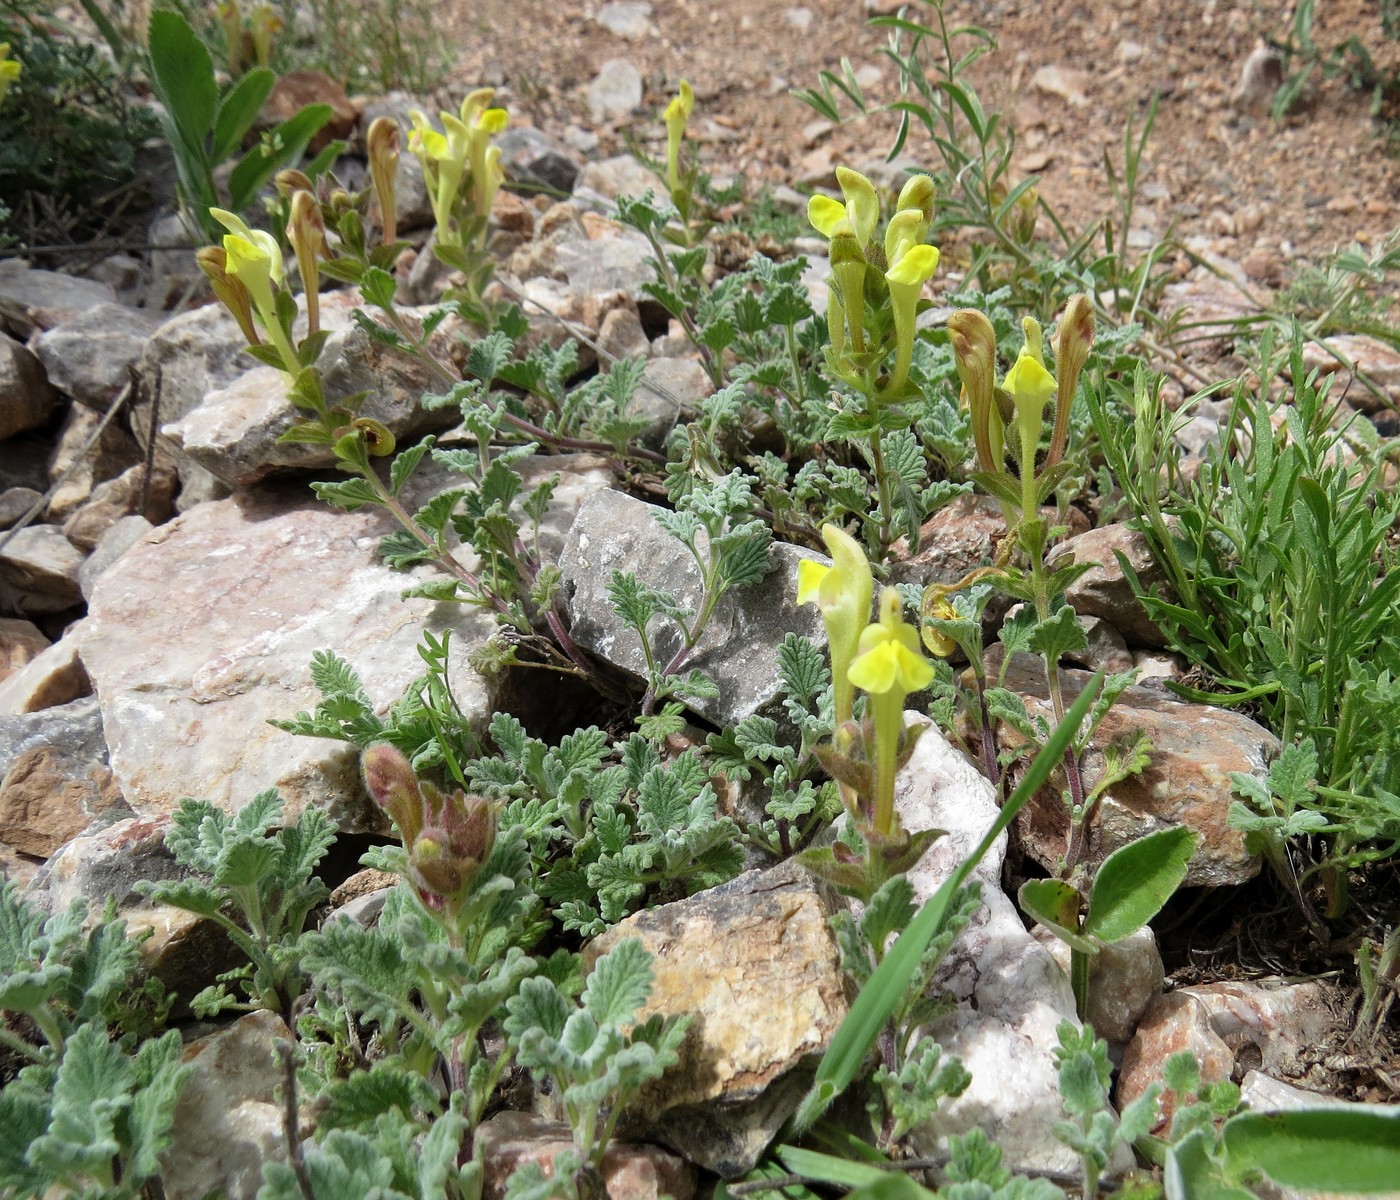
[1064,614,1135,674]
[559,488,824,727]
[1004,655,1268,887]
[161,1011,291,1200]
[145,211,202,312]
[496,125,581,194]
[62,455,179,552]
[586,861,849,1177]
[159,290,463,487]
[1048,522,1174,648]
[0,696,125,859]
[631,357,709,448]
[586,59,644,125]
[132,302,259,449]
[0,260,117,337]
[33,302,164,411]
[82,253,143,296]
[553,222,658,306]
[0,333,59,439]
[79,514,153,600]
[894,719,1130,1179]
[26,814,178,915]
[0,523,84,615]
[1037,926,1164,1047]
[46,399,143,521]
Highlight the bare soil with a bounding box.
[451,0,1400,283]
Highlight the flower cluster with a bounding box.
[408,88,508,249]
[807,168,940,398]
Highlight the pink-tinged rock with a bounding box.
[162,1011,291,1200]
[263,70,358,152]
[476,1112,695,1200]
[895,718,1132,1180]
[1047,522,1174,648]
[1159,272,1259,360]
[1001,655,1269,887]
[1118,980,1341,1130]
[1117,990,1235,1128]
[79,487,494,831]
[1300,334,1400,415]
[583,860,848,1176]
[46,402,142,520]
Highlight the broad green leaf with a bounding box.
[228,104,333,212]
[1165,1128,1257,1200]
[1083,827,1197,945]
[1222,1107,1400,1192]
[146,11,216,161]
[212,67,275,162]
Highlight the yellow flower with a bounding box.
[797,522,874,728]
[0,43,22,107]
[209,208,297,373]
[849,588,935,697]
[1002,317,1057,453]
[807,166,879,249]
[882,227,940,397]
[664,79,694,195]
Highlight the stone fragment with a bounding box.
[263,70,358,151]
[1301,334,1400,414]
[1117,990,1234,1128]
[0,333,58,439]
[587,59,644,125]
[0,487,43,529]
[79,515,153,600]
[1065,614,1135,674]
[595,2,655,39]
[0,261,117,337]
[1048,522,1174,648]
[0,697,124,857]
[0,617,49,682]
[496,125,580,194]
[0,842,41,888]
[1159,273,1259,360]
[1002,656,1268,886]
[553,219,658,307]
[81,457,609,830]
[0,523,84,615]
[585,861,849,1176]
[1036,926,1164,1046]
[161,1011,292,1200]
[46,403,142,520]
[575,156,666,202]
[145,211,202,312]
[477,1112,695,1200]
[895,719,1130,1179]
[597,304,650,363]
[1232,44,1284,117]
[62,455,179,552]
[33,303,163,411]
[0,626,90,715]
[1031,65,1093,107]
[559,489,824,728]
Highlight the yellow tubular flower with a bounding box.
[896,174,936,236]
[829,226,868,356]
[210,208,297,374]
[882,239,939,397]
[664,79,694,195]
[469,110,509,222]
[848,587,934,836]
[834,166,879,250]
[797,522,874,728]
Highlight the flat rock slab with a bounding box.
[33,302,164,411]
[0,261,116,336]
[559,488,823,728]
[81,483,498,831]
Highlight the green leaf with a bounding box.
[212,67,275,163]
[228,104,333,212]
[312,478,381,511]
[794,675,1106,1132]
[1222,1107,1400,1192]
[1018,879,1096,954]
[360,266,399,311]
[1166,1128,1257,1200]
[146,11,216,163]
[126,1030,192,1182]
[27,1022,130,1180]
[1083,827,1197,944]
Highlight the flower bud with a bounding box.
[1046,294,1094,469]
[275,169,314,197]
[362,743,425,847]
[366,116,401,245]
[948,310,1002,475]
[287,190,326,335]
[197,246,260,348]
[215,1,242,75]
[895,174,935,233]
